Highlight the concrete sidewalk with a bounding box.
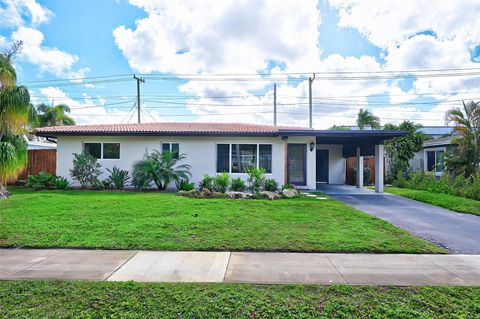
[1,249,479,286]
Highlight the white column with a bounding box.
[356,147,363,188]
[375,144,384,193]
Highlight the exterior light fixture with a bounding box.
[310,141,315,152]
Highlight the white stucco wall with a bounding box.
[56,136,286,188]
[316,144,345,185]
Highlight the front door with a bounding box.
[316,149,329,186]
[287,144,306,186]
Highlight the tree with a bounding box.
[444,100,480,177]
[357,108,380,130]
[132,150,191,190]
[383,121,426,181]
[70,153,102,189]
[37,103,75,127]
[0,41,30,198]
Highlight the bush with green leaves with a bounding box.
[264,178,278,192]
[106,166,130,190]
[282,183,294,190]
[25,171,57,189]
[230,177,246,192]
[132,150,191,190]
[198,175,214,191]
[214,172,230,193]
[53,176,71,190]
[70,152,102,189]
[246,167,266,193]
[176,178,195,191]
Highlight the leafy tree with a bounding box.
[36,103,75,127]
[384,121,426,180]
[70,152,102,189]
[444,100,480,177]
[132,150,191,190]
[357,108,380,129]
[0,41,30,198]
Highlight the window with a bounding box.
[426,150,445,173]
[84,143,101,159]
[103,143,120,159]
[216,143,272,173]
[83,142,120,159]
[161,143,179,158]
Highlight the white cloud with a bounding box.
[0,0,53,28]
[11,27,89,78]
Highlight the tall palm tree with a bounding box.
[445,100,480,177]
[0,41,30,198]
[37,103,75,127]
[357,108,380,130]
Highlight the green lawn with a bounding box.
[385,187,480,216]
[0,187,443,253]
[1,281,479,318]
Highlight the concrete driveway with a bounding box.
[319,185,480,254]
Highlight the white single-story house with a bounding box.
[34,122,405,192]
[410,136,455,176]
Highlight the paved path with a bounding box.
[1,249,479,285]
[316,184,480,254]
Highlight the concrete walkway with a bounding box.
[1,249,479,286]
[317,185,480,254]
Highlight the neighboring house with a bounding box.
[27,140,57,150]
[410,136,455,176]
[34,122,404,192]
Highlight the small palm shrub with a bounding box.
[282,183,294,190]
[53,176,71,190]
[70,152,102,189]
[176,178,195,191]
[106,166,130,190]
[246,167,266,193]
[214,172,230,193]
[264,178,278,192]
[199,175,214,191]
[25,171,57,189]
[231,177,246,192]
[132,150,191,190]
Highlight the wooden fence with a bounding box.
[345,156,381,186]
[9,149,56,183]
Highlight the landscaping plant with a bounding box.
[214,172,230,193]
[70,152,102,189]
[176,178,195,191]
[132,150,191,190]
[53,176,71,190]
[264,178,278,192]
[230,177,246,192]
[246,167,266,193]
[106,166,130,190]
[25,171,57,189]
[198,175,214,191]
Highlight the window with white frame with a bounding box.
[161,143,179,158]
[426,149,445,173]
[216,143,272,173]
[83,142,120,159]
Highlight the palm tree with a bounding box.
[132,150,191,190]
[0,41,30,198]
[444,100,480,177]
[37,103,75,127]
[357,108,380,130]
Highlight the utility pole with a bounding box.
[133,75,145,123]
[273,83,277,126]
[308,73,315,128]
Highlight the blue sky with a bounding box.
[1,0,479,127]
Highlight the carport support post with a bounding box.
[356,147,363,188]
[375,144,384,193]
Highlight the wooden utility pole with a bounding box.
[133,75,145,123]
[308,73,315,128]
[273,83,277,126]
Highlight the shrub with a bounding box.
[106,166,130,190]
[214,172,230,193]
[176,178,195,191]
[231,177,246,192]
[132,150,191,190]
[246,167,266,193]
[352,166,372,186]
[90,178,107,191]
[282,183,294,190]
[264,178,278,192]
[25,171,57,189]
[70,152,102,189]
[199,175,214,191]
[53,176,71,190]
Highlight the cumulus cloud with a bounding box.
[0,0,53,28]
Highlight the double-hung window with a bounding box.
[216,143,272,173]
[83,142,120,159]
[161,143,179,158]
